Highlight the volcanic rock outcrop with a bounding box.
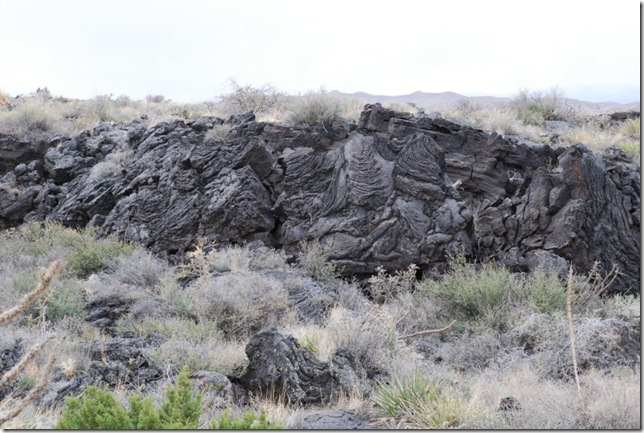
[0,104,639,293]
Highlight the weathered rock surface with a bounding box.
[239,328,368,405]
[0,105,639,293]
[293,409,376,429]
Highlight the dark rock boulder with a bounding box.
[0,106,639,293]
[239,328,368,405]
[84,336,163,388]
[0,135,51,176]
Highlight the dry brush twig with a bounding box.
[0,260,62,325]
[0,260,63,426]
[398,320,457,340]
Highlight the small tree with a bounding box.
[55,366,201,429]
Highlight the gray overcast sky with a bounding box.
[1,0,641,103]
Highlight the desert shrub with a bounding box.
[129,317,248,375]
[88,150,132,180]
[419,255,513,331]
[517,268,566,313]
[386,102,424,114]
[16,373,37,391]
[248,247,289,271]
[468,106,540,139]
[0,89,9,106]
[15,221,76,258]
[618,141,640,162]
[468,365,640,429]
[0,100,53,135]
[374,373,468,428]
[148,338,248,377]
[204,124,231,142]
[285,91,342,127]
[368,264,418,302]
[186,271,292,338]
[453,98,481,118]
[326,305,402,370]
[510,88,563,125]
[209,408,283,429]
[219,79,285,117]
[0,262,62,426]
[104,247,168,289]
[618,117,641,139]
[145,94,167,104]
[298,241,340,285]
[66,232,134,278]
[34,277,85,323]
[55,366,201,429]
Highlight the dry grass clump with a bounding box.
[0,90,218,139]
[185,271,294,338]
[102,247,170,290]
[0,84,365,141]
[284,90,365,126]
[136,318,248,376]
[443,89,640,161]
[468,365,640,429]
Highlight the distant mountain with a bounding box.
[329,90,640,114]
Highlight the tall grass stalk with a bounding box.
[565,265,581,398]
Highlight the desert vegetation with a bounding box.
[0,222,639,428]
[443,88,640,162]
[1,84,638,162]
[0,83,639,428]
[0,84,365,140]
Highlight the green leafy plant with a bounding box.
[55,366,201,429]
[209,408,282,429]
[157,366,202,428]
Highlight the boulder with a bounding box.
[0,106,639,293]
[239,328,367,405]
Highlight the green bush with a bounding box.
[55,386,134,429]
[67,235,134,278]
[55,366,201,429]
[519,268,566,313]
[419,254,511,330]
[209,408,282,429]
